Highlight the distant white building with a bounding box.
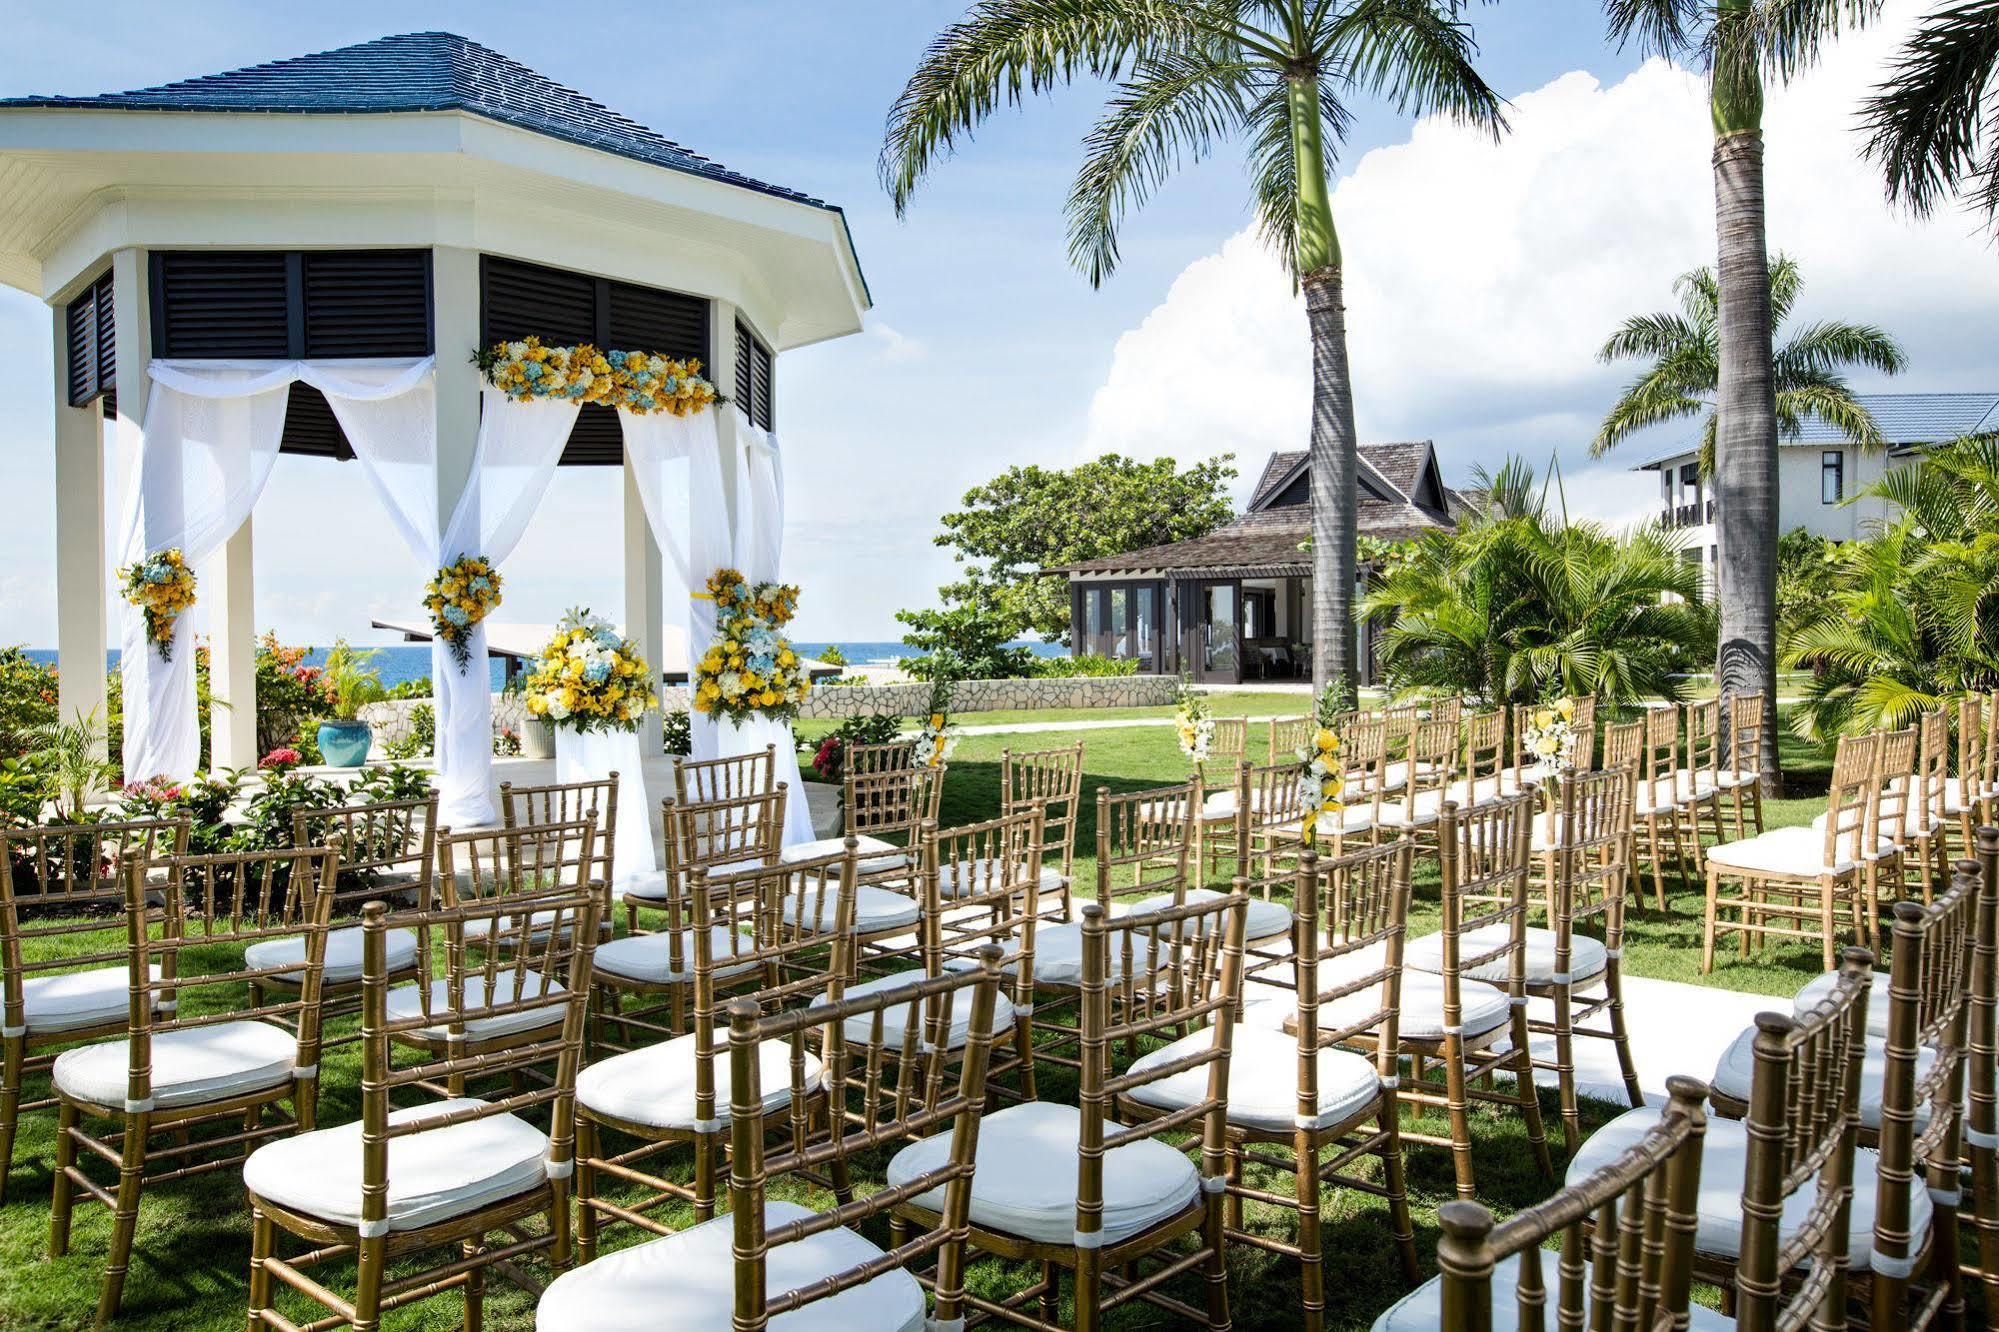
[1636,392,1999,583]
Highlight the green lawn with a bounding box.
[797,688,1321,740]
[0,714,1943,1331]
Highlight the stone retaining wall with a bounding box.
[356,673,1178,748]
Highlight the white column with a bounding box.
[206,517,257,769]
[109,249,152,771]
[51,306,107,753]
[432,248,483,544]
[623,453,664,753]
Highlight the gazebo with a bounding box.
[0,31,867,837]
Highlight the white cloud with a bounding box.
[865,321,926,364]
[1082,3,1999,521]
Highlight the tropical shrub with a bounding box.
[807,713,903,783]
[1036,653,1137,678]
[897,595,1041,680]
[255,634,332,757]
[1363,459,1713,708]
[815,645,848,668]
[0,648,59,758]
[384,704,435,761]
[662,709,692,757]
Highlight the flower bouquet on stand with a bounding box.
[524,608,660,886]
[1173,676,1214,766]
[911,675,960,770]
[1521,695,1581,844]
[1298,725,1345,847]
[692,569,811,725]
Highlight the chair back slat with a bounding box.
[1915,710,1951,830]
[845,766,940,843]
[1684,699,1722,782]
[1962,695,1989,793]
[921,808,1044,998]
[1437,795,1535,1005]
[674,744,776,804]
[1298,840,1412,1060]
[1000,744,1084,878]
[652,788,788,942]
[1869,728,1919,853]
[294,795,437,914]
[1545,768,1635,944]
[1821,733,1885,869]
[1729,692,1768,779]
[1462,709,1507,788]
[1268,717,1313,767]
[499,775,617,896]
[1600,720,1643,773]
[1640,706,1680,813]
[1093,783,1195,909]
[845,738,917,777]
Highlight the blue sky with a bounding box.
[0,1,1990,646]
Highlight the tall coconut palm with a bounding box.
[1863,0,1999,237]
[1592,255,1907,470]
[1603,0,1882,791]
[879,0,1507,692]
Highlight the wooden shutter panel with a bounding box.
[479,255,596,347]
[302,250,432,357]
[151,252,292,358]
[64,271,115,408]
[751,339,775,431]
[734,320,753,406]
[606,281,706,362]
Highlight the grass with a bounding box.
[0,712,1931,1331]
[797,689,1321,741]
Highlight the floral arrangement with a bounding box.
[693,569,811,725]
[1299,726,1346,846]
[425,554,502,671]
[120,549,196,661]
[523,608,658,733]
[911,675,959,769]
[473,337,719,416]
[1173,677,1214,765]
[259,747,303,774]
[1522,697,1580,780]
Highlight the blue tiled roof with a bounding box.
[1795,392,1999,447]
[0,31,835,213]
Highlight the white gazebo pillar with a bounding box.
[623,455,665,753]
[206,518,258,769]
[109,249,153,772]
[51,307,107,753]
[431,246,488,810]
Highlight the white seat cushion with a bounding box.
[1633,781,1683,816]
[385,971,566,1042]
[935,858,1066,902]
[886,1099,1197,1246]
[1315,802,1378,836]
[244,926,418,985]
[1375,790,1445,829]
[781,835,910,876]
[619,859,767,902]
[1811,808,1942,842]
[577,1029,822,1130]
[1793,969,1893,1040]
[1705,825,1885,877]
[592,928,761,986]
[535,1200,924,1332]
[813,970,1016,1050]
[53,1020,297,1109]
[1374,1266,1731,1331]
[1567,1105,1929,1271]
[1404,925,1608,988]
[1127,1024,1381,1133]
[781,885,921,935]
[19,964,161,1035]
[1444,775,1516,808]
[992,922,1107,987]
[1129,888,1293,942]
[1672,769,1719,802]
[1242,954,1512,1044]
[244,1097,550,1233]
[1715,768,1759,790]
[1708,1025,1935,1132]
[1942,778,1990,816]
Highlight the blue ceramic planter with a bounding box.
[316,719,373,768]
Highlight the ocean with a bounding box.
[23,640,1067,691]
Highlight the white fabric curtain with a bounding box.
[120,358,433,782]
[345,384,576,828]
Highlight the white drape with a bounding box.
[553,725,660,885]
[120,358,435,782]
[346,385,576,828]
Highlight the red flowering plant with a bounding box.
[811,735,846,781]
[260,747,303,773]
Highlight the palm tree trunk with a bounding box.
[1712,42,1783,792]
[1290,70,1357,693]
[1306,272,1360,692]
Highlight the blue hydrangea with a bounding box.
[607,350,628,369]
[468,575,491,593]
[522,361,544,380]
[584,659,612,684]
[442,605,470,626]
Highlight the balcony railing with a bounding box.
[1659,499,1715,529]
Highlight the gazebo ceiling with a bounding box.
[0,32,868,348]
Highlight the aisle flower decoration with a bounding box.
[1173,677,1214,765]
[1299,725,1345,846]
[693,569,811,725]
[120,548,197,661]
[911,675,960,769]
[424,554,502,672]
[473,337,719,416]
[1522,696,1580,782]
[522,608,657,734]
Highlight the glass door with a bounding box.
[1193,580,1240,682]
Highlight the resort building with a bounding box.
[1637,390,1999,582]
[1057,442,1459,684]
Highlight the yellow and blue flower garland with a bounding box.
[473,337,719,416]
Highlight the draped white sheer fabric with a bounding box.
[553,726,660,884]
[345,385,577,828]
[120,359,435,782]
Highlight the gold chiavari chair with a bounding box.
[1568,694,1599,770]
[1001,742,1086,921]
[1311,710,1389,855]
[886,891,1248,1331]
[846,736,918,776]
[574,843,857,1250]
[1431,696,1464,727]
[1704,731,1881,973]
[1379,702,1423,790]
[394,820,598,1084]
[253,795,438,1025]
[621,786,784,936]
[1719,690,1769,837]
[1375,715,1459,844]
[1949,694,1996,861]
[500,773,619,915]
[243,887,599,1332]
[1965,828,1999,1312]
[1030,782,1197,1071]
[1893,709,1954,905]
[0,817,185,1206]
[1222,760,1306,958]
[672,742,776,803]
[1401,794,1553,1200]
[779,763,941,895]
[540,956,1006,1332]
[1566,949,1874,1329]
[1633,704,1692,909]
[1267,715,1313,767]
[1601,719,1644,884]
[1221,843,1421,1327]
[1372,1075,1709,1331]
[1810,725,1917,949]
[52,843,339,1324]
[1673,697,1727,848]
[1192,717,1252,877]
[1444,708,1513,808]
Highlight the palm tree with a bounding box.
[1363,459,1714,709]
[1604,0,1881,791]
[879,0,1507,692]
[1593,256,1907,471]
[1862,0,1999,238]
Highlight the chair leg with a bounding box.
[50,1099,78,1257]
[0,1032,21,1208]
[1014,1014,1038,1102]
[1701,867,1720,974]
[1441,1035,1477,1199]
[1508,1012,1554,1184]
[1075,1240,1104,1332]
[462,1236,486,1332]
[1201,1156,1232,1332]
[1604,969,1644,1109]
[95,1108,150,1326]
[575,1117,601,1264]
[246,1206,274,1332]
[1294,1131,1324,1332]
[1379,1102,1419,1284]
[694,1125,718,1225]
[1551,982,1580,1154]
[1820,877,1838,973]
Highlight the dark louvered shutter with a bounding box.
[606,281,706,362]
[734,319,775,431]
[64,271,115,408]
[151,252,292,358]
[734,321,753,407]
[480,256,596,346]
[302,250,432,357]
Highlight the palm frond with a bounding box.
[1602,0,1706,57]
[1323,0,1510,133]
[1775,318,1908,378]
[1246,73,1353,277]
[1860,0,1999,228]
[1774,379,1887,450]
